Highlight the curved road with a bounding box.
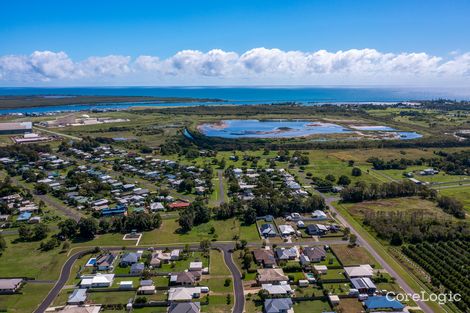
[34,250,90,313]
[219,244,244,313]
[34,244,244,313]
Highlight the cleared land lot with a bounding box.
[438,186,470,213]
[331,244,380,268]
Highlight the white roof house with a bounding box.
[189,262,203,271]
[168,287,205,301]
[80,274,114,288]
[278,225,296,236]
[261,283,293,295]
[344,264,374,278]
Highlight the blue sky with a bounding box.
[0,0,469,86]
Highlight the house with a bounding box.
[302,247,326,263]
[119,281,134,289]
[364,296,405,311]
[257,269,288,284]
[51,305,102,313]
[140,279,154,286]
[120,252,139,266]
[130,263,145,275]
[264,298,293,313]
[0,279,23,294]
[150,202,165,211]
[67,288,87,304]
[312,210,328,220]
[169,302,201,313]
[168,287,206,301]
[171,249,181,260]
[261,283,293,295]
[306,224,328,236]
[170,272,198,286]
[80,274,114,288]
[169,201,191,209]
[278,225,295,236]
[189,262,203,271]
[344,265,374,279]
[351,277,377,294]
[138,285,156,295]
[313,265,328,275]
[260,224,277,237]
[275,247,298,260]
[253,249,276,268]
[328,295,340,306]
[95,253,116,271]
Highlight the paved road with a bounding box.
[34,249,91,313]
[325,197,434,313]
[33,126,82,141]
[217,170,226,205]
[218,244,244,313]
[9,176,83,221]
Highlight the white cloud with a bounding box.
[0,48,469,85]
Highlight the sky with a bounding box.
[0,0,470,87]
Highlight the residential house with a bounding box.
[301,247,326,263]
[130,263,145,275]
[169,302,201,313]
[120,252,139,267]
[168,287,206,301]
[275,247,298,260]
[80,274,114,288]
[344,265,374,279]
[260,224,277,237]
[170,272,198,286]
[261,283,293,296]
[306,224,328,236]
[257,269,288,285]
[351,277,377,295]
[95,253,116,271]
[67,288,87,304]
[278,225,295,237]
[253,249,276,268]
[0,279,23,294]
[264,298,293,313]
[364,296,405,312]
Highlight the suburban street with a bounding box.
[324,196,434,313]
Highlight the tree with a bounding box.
[325,174,336,182]
[59,219,78,239]
[200,240,211,252]
[338,175,351,186]
[351,167,362,177]
[243,208,257,225]
[179,207,195,232]
[0,234,6,253]
[349,234,357,246]
[348,160,355,167]
[390,232,403,246]
[242,253,253,270]
[18,224,33,241]
[40,238,59,251]
[78,218,98,240]
[33,224,49,240]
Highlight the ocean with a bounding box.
[0,86,464,115]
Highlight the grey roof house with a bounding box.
[264,298,293,313]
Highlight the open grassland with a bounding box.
[210,250,231,276]
[331,244,381,268]
[292,300,333,312]
[0,283,52,313]
[139,218,259,245]
[437,186,470,213]
[341,196,456,221]
[337,298,366,313]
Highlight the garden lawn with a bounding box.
[292,300,332,313]
[88,290,136,304]
[157,251,208,273]
[201,295,232,313]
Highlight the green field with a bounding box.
[0,283,52,313]
[437,186,470,212]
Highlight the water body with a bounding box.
[0,86,464,115]
[199,119,422,140]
